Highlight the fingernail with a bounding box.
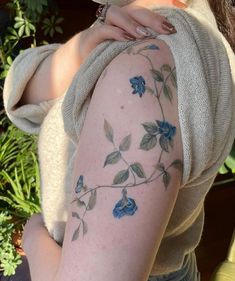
[162,21,177,33]
[136,26,151,37]
[123,32,136,41]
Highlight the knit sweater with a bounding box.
[3,1,235,276]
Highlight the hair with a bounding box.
[207,0,235,51]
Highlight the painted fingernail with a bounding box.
[123,32,136,41]
[136,26,151,37]
[162,21,177,33]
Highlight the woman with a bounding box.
[3,0,235,281]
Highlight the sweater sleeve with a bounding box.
[3,43,62,135]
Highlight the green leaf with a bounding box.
[72,212,80,220]
[171,159,183,171]
[18,25,25,37]
[56,17,64,24]
[131,163,146,178]
[14,21,24,29]
[113,169,129,185]
[72,225,80,241]
[163,172,171,189]
[151,69,164,82]
[159,135,169,152]
[163,84,173,102]
[218,164,229,174]
[140,134,157,151]
[43,18,51,25]
[25,25,30,36]
[161,64,171,72]
[142,122,158,135]
[82,220,88,235]
[55,26,63,34]
[104,151,121,167]
[87,189,97,210]
[104,119,114,143]
[119,134,131,151]
[49,28,54,38]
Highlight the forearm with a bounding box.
[18,33,81,106]
[23,224,62,281]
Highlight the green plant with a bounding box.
[0,211,22,276]
[0,0,64,83]
[0,0,64,275]
[0,115,41,275]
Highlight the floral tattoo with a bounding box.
[70,43,182,241]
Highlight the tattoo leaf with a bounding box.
[163,172,171,189]
[104,151,121,167]
[82,220,88,235]
[151,69,164,82]
[131,163,146,178]
[170,69,177,89]
[77,198,86,208]
[140,134,157,151]
[72,212,81,220]
[119,134,131,151]
[171,159,183,171]
[155,163,165,172]
[72,225,80,241]
[159,135,169,152]
[87,189,97,211]
[145,86,155,95]
[104,119,114,143]
[163,84,173,102]
[161,64,171,72]
[142,122,158,136]
[113,169,129,185]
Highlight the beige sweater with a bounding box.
[3,2,235,276]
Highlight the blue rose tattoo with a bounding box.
[130,76,146,97]
[157,120,176,141]
[113,189,138,219]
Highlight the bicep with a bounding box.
[56,39,183,281]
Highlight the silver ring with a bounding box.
[96,2,111,23]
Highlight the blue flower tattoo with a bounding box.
[113,197,138,219]
[157,120,176,141]
[130,76,146,97]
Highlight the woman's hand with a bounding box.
[78,3,176,64]
[22,213,62,281]
[22,213,45,251]
[20,2,177,105]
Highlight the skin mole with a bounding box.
[120,105,125,110]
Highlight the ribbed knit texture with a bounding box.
[3,2,235,275]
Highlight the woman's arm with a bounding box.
[55,37,182,281]
[22,214,62,281]
[18,4,176,106]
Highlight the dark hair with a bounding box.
[208,0,235,51]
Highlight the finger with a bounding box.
[123,5,177,35]
[105,5,151,39]
[95,24,137,43]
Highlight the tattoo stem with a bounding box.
[72,163,174,203]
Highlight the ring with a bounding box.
[96,2,111,23]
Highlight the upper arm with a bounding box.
[56,38,183,281]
